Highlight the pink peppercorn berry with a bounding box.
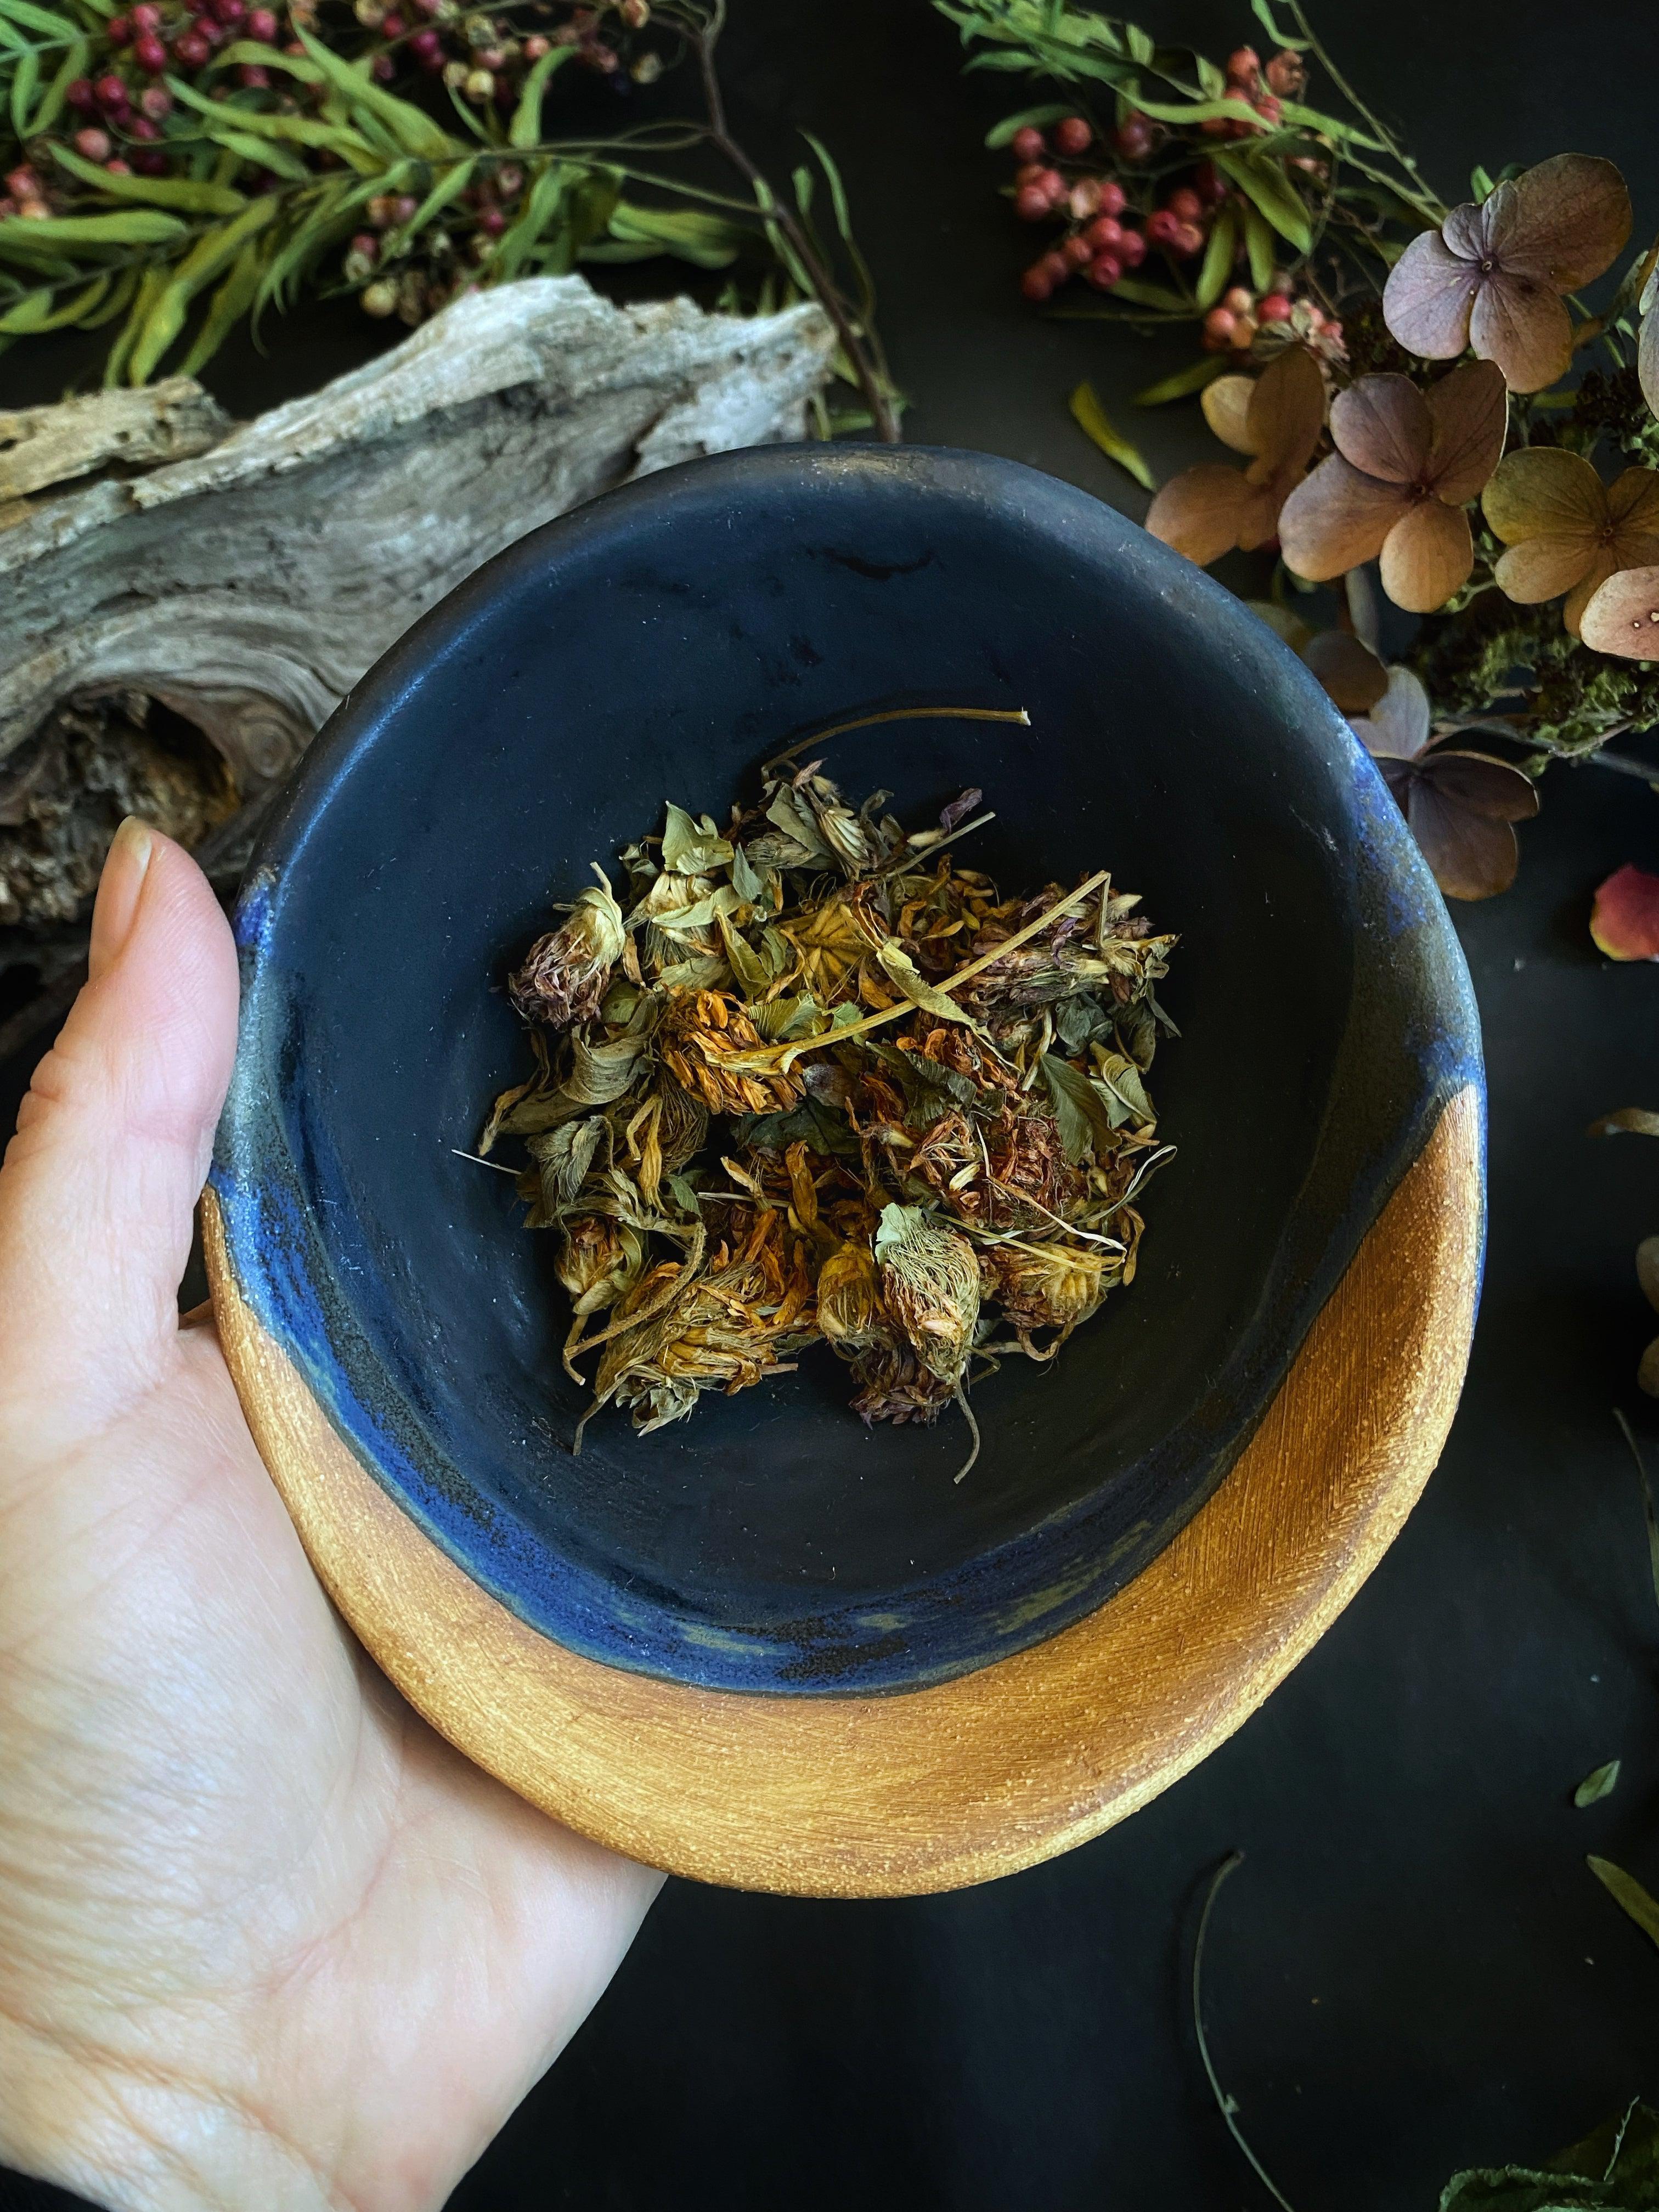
[1086,252,1121,290]
[173,30,211,64]
[1171,219,1205,256]
[1019,262,1053,302]
[1115,225,1146,268]
[239,60,270,83]
[1084,213,1122,252]
[1257,292,1293,323]
[1222,285,1254,315]
[1114,112,1153,160]
[139,82,172,117]
[1225,44,1260,86]
[105,157,132,173]
[1094,179,1125,218]
[1014,183,1049,222]
[522,31,549,55]
[247,5,278,32]
[1166,185,1202,223]
[128,114,158,138]
[66,77,97,111]
[478,204,506,235]
[106,13,131,39]
[95,73,130,108]
[410,25,442,63]
[1009,125,1045,163]
[1062,233,1093,269]
[134,32,168,69]
[1145,207,1181,249]
[74,126,112,160]
[1203,306,1236,346]
[131,2,161,24]
[1195,160,1227,204]
[1052,115,1091,155]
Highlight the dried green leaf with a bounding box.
[876,938,986,1032]
[177,235,264,379]
[1575,1760,1621,1808]
[492,160,568,283]
[1041,1052,1114,1163]
[661,802,735,874]
[1589,1855,1659,1956]
[127,193,278,383]
[0,208,188,258]
[27,30,86,136]
[9,40,38,137]
[1069,380,1156,492]
[1133,356,1228,406]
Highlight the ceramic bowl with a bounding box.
[206,443,1483,1894]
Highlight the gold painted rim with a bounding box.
[205,1083,1481,1897]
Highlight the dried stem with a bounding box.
[1193,1853,1300,2212]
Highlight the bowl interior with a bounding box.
[214,445,1478,1694]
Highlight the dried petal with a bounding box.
[1640,1233,1659,1312]
[1144,463,1271,565]
[1350,665,1431,761]
[1201,372,1256,454]
[1590,863,1659,960]
[1469,273,1574,394]
[1302,629,1387,714]
[1484,445,1605,546]
[1380,497,1472,613]
[1498,154,1631,290]
[1245,343,1327,484]
[1279,454,1408,580]
[1419,750,1539,824]
[1640,307,1659,422]
[1330,374,1430,484]
[1424,360,1508,500]
[1606,465,1659,549]
[1406,775,1521,899]
[1579,565,1659,658]
[1562,549,1623,638]
[1382,229,1479,359]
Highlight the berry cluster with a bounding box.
[0,0,654,299]
[1009,113,1227,305]
[1201,278,1341,355]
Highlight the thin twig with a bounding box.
[685,0,898,441]
[1193,1853,1300,2212]
[766,705,1029,774]
[1614,1408,1659,1624]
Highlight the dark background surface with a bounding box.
[7,0,1659,2205]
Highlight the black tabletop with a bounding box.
[7,2,1659,2207]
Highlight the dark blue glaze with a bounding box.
[212,444,1483,1695]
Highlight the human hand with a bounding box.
[0,822,660,2212]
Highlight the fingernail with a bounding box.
[88,816,156,983]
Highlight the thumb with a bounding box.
[0,819,240,1437]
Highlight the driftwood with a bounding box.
[0,275,834,1056]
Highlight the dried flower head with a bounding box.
[1278,363,1507,612]
[989,1240,1120,1350]
[873,1202,981,1388]
[1383,155,1632,392]
[1482,450,1659,634]
[1144,343,1325,565]
[508,869,626,1026]
[660,988,804,1115]
[816,1237,888,1351]
[1351,665,1539,899]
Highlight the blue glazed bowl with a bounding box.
[212,443,1481,1700]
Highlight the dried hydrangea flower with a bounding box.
[1383,155,1632,392]
[1351,665,1538,900]
[1482,449,1659,634]
[508,869,626,1026]
[873,1203,980,1389]
[1578,564,1659,659]
[1278,363,1507,612]
[1144,344,1325,565]
[1301,629,1388,714]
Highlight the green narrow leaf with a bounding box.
[1244,202,1276,292]
[603,200,744,269]
[293,24,454,159]
[1470,164,1494,203]
[1213,146,1313,253]
[509,40,571,150]
[0,0,75,36]
[1250,0,1309,47]
[176,233,263,376]
[205,128,309,181]
[77,261,137,325]
[127,192,278,382]
[50,140,248,211]
[104,258,167,386]
[1575,1760,1621,1808]
[1194,204,1237,309]
[1099,273,1190,312]
[9,42,39,138]
[0,207,188,255]
[790,161,814,219]
[27,31,87,136]
[1068,381,1157,492]
[1133,354,1228,405]
[1589,1855,1659,1954]
[0,273,107,333]
[385,154,473,256]
[491,157,567,282]
[983,101,1074,149]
